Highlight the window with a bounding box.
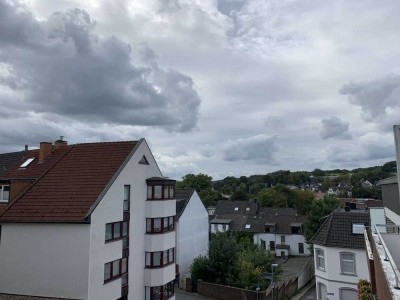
[291,226,302,234]
[20,158,35,168]
[139,155,150,165]
[234,207,238,211]
[123,185,130,212]
[147,184,175,200]
[340,252,356,275]
[105,221,129,242]
[299,243,304,254]
[316,249,325,270]
[246,207,250,211]
[281,236,286,244]
[104,258,128,283]
[213,224,218,231]
[0,185,10,202]
[352,223,365,235]
[222,224,226,231]
[340,288,357,300]
[146,217,175,234]
[146,280,174,300]
[245,224,251,229]
[145,248,175,268]
[270,241,275,251]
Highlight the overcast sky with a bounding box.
[1,0,400,180]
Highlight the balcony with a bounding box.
[145,231,175,252]
[365,224,400,299]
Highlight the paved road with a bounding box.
[299,285,317,300]
[175,288,215,300]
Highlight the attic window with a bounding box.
[234,207,238,211]
[245,224,251,229]
[20,158,35,168]
[139,155,149,165]
[352,223,365,234]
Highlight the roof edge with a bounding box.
[84,139,144,218]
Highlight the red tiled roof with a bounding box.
[0,141,138,223]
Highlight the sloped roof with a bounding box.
[310,210,370,249]
[175,188,195,219]
[0,141,138,223]
[0,151,26,177]
[377,176,398,185]
[215,199,259,215]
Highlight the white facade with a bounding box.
[0,223,90,299]
[0,140,176,300]
[254,233,310,256]
[176,191,208,276]
[314,245,369,300]
[210,222,231,234]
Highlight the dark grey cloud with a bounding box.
[320,116,351,140]
[221,134,278,162]
[0,1,201,132]
[340,75,400,131]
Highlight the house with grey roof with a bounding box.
[211,200,310,257]
[175,189,208,280]
[310,209,371,300]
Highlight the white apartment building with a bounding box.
[0,139,176,300]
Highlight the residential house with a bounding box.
[0,139,176,300]
[310,208,371,300]
[175,189,208,279]
[211,200,310,256]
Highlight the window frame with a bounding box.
[146,216,175,234]
[340,252,356,276]
[147,184,175,200]
[0,185,10,202]
[145,248,175,268]
[298,243,304,254]
[315,248,325,271]
[104,258,128,283]
[105,221,129,242]
[146,280,175,300]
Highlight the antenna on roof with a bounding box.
[59,136,64,141]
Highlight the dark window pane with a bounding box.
[105,224,112,241]
[121,258,127,274]
[147,186,152,199]
[123,221,128,236]
[104,263,111,281]
[154,186,162,199]
[112,260,120,277]
[154,219,162,232]
[124,185,130,200]
[146,219,152,233]
[153,252,161,267]
[113,223,121,239]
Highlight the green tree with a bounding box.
[304,195,340,241]
[190,255,210,280]
[177,173,218,205]
[294,190,315,215]
[256,188,287,207]
[208,232,240,285]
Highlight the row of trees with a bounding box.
[190,232,277,290]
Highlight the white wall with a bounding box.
[0,223,90,299]
[314,245,369,300]
[176,191,209,275]
[210,223,229,234]
[89,140,174,300]
[254,233,311,256]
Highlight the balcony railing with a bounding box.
[373,224,400,289]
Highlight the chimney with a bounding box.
[24,144,28,152]
[39,142,53,162]
[54,136,68,149]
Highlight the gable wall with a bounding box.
[176,191,208,275]
[88,140,164,300]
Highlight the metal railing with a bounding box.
[374,224,400,289]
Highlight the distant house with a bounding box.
[175,189,208,279]
[211,200,310,257]
[361,180,374,188]
[0,139,177,300]
[310,209,371,300]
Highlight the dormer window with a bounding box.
[0,185,10,202]
[20,158,35,168]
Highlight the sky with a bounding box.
[0,0,400,180]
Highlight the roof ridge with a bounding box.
[73,141,138,146]
[309,211,333,244]
[0,146,74,219]
[322,212,334,245]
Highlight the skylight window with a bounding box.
[246,207,250,211]
[234,207,238,211]
[352,223,365,234]
[20,158,35,168]
[245,224,251,229]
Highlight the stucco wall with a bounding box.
[314,245,369,300]
[381,183,400,216]
[176,191,208,275]
[254,233,311,256]
[88,140,174,300]
[0,223,90,299]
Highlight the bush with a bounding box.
[358,279,372,300]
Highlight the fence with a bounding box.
[195,277,298,300]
